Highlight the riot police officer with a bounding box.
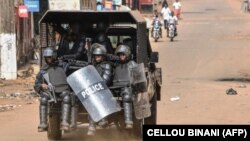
[57,23,89,62]
[34,47,71,132]
[94,22,114,54]
[112,44,137,129]
[87,43,113,135]
[92,43,113,86]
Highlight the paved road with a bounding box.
[1,0,250,141]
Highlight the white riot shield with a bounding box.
[67,65,121,122]
[129,63,147,92]
[129,63,151,119]
[133,92,151,119]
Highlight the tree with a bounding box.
[0,0,17,79]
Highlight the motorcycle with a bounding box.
[152,21,161,42]
[168,23,176,42]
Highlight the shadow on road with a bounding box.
[216,78,250,83]
[59,125,141,141]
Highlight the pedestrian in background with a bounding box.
[162,0,168,8]
[161,3,171,29]
[241,0,249,13]
[97,0,104,11]
[172,0,182,19]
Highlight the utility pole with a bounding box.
[0,0,17,79]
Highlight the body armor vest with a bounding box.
[47,67,69,93]
[113,61,137,87]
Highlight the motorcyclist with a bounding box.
[112,44,137,129]
[151,14,162,38]
[34,47,71,132]
[87,43,114,135]
[168,11,178,36]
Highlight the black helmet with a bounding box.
[91,43,107,55]
[43,47,56,58]
[115,44,131,57]
[96,33,106,43]
[96,22,108,32]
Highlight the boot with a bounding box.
[69,106,78,130]
[87,116,96,136]
[60,103,70,131]
[38,104,48,132]
[124,102,133,129]
[98,118,108,128]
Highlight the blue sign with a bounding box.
[24,0,40,12]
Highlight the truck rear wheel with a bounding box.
[145,93,157,125]
[132,118,143,140]
[47,114,62,140]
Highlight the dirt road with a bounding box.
[1,0,250,141]
[154,0,250,124]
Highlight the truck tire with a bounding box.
[132,88,157,139]
[132,118,143,140]
[145,92,157,125]
[47,114,62,140]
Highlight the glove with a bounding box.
[47,83,55,92]
[40,92,50,98]
[71,59,79,65]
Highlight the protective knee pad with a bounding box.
[60,90,70,98]
[71,94,78,106]
[40,97,48,105]
[122,88,132,102]
[62,95,71,104]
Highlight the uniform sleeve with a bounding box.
[63,41,86,60]
[101,63,113,86]
[34,71,43,93]
[74,42,85,59]
[130,61,138,67]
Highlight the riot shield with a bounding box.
[67,65,121,122]
[128,63,147,92]
[128,63,151,119]
[133,92,151,119]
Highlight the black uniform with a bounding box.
[88,61,113,130]
[87,43,113,135]
[94,61,113,86]
[34,64,71,131]
[57,34,88,62]
[112,60,137,127]
[95,33,114,54]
